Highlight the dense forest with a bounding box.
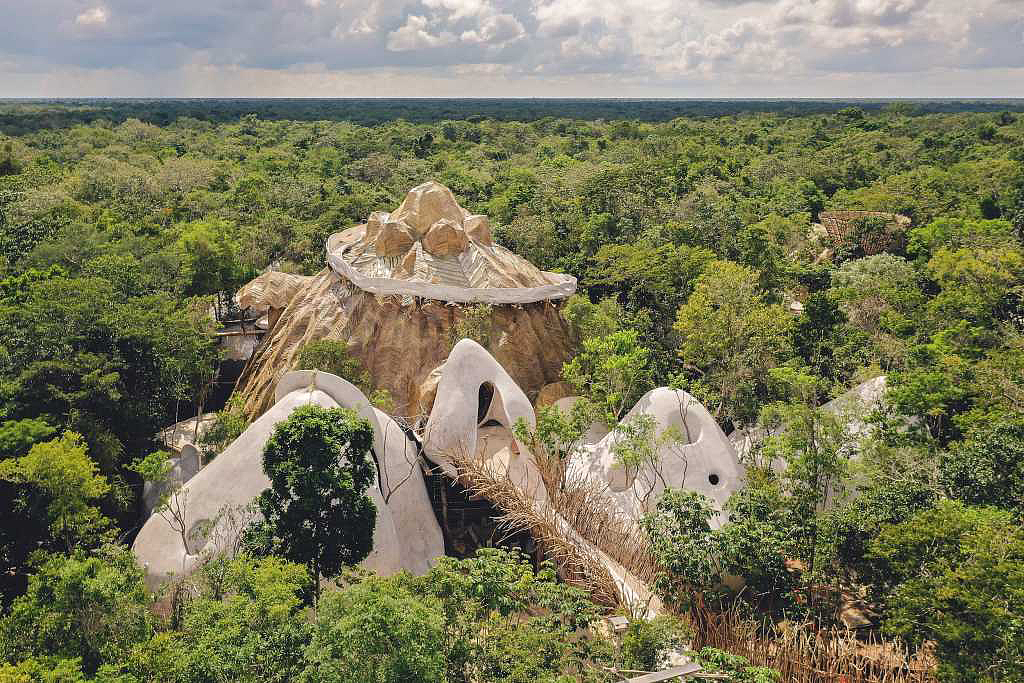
[1,101,1022,682]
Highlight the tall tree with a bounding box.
[673,260,793,428]
[256,405,377,605]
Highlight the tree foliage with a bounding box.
[255,405,377,603]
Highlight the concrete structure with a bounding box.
[235,181,576,416]
[569,388,744,529]
[135,181,747,612]
[729,375,889,472]
[133,371,444,585]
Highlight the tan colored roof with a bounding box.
[326,181,576,304]
[236,271,311,311]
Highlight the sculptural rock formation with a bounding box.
[235,181,577,418]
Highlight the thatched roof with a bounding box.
[236,271,311,312]
[326,181,576,304]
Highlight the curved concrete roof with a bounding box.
[136,340,742,615]
[132,371,444,585]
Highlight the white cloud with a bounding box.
[75,6,108,25]
[0,0,1019,95]
[386,15,457,50]
[422,0,493,21]
[459,13,525,45]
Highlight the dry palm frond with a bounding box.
[545,460,659,586]
[444,445,625,608]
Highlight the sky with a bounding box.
[0,0,1021,98]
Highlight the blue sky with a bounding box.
[0,0,1021,97]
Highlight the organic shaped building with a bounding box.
[235,181,577,418]
[133,182,745,612]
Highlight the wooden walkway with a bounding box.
[622,662,703,682]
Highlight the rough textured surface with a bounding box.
[536,381,574,408]
[376,219,416,257]
[463,214,493,246]
[389,180,465,236]
[236,181,577,417]
[133,371,444,586]
[326,181,576,303]
[235,269,574,417]
[421,218,469,257]
[236,271,312,313]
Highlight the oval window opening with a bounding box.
[708,473,720,486]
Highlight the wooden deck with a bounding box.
[622,662,702,682]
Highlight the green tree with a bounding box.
[926,246,1024,326]
[868,502,1024,682]
[178,218,245,296]
[198,394,250,461]
[736,214,804,296]
[302,579,446,683]
[513,400,597,495]
[0,547,153,675]
[448,304,493,349]
[758,369,855,596]
[673,261,793,427]
[0,273,219,498]
[561,294,625,341]
[114,555,312,683]
[940,420,1024,517]
[562,328,651,425]
[828,254,921,354]
[0,657,87,683]
[414,548,604,682]
[0,419,54,460]
[256,405,377,604]
[643,490,723,607]
[0,433,112,553]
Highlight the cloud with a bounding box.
[460,13,525,45]
[75,6,108,25]
[387,15,457,50]
[0,0,1021,96]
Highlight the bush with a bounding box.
[302,579,446,683]
[296,339,370,390]
[0,547,153,675]
[621,616,690,671]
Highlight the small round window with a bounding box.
[708,473,720,486]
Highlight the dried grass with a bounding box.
[690,603,937,683]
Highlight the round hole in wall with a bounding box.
[708,473,720,486]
